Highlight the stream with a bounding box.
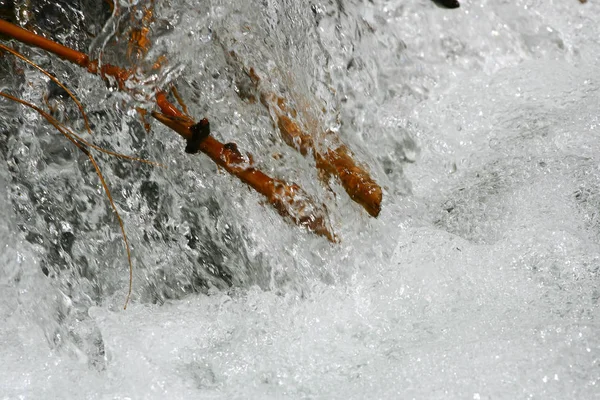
[1,0,599,398]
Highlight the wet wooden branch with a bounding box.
[152,94,336,241]
[0,19,335,241]
[126,0,155,63]
[227,50,382,217]
[270,92,382,217]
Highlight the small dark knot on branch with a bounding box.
[222,142,246,164]
[185,118,210,154]
[223,142,239,153]
[431,0,460,8]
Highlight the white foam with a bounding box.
[1,0,599,398]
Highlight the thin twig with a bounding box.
[86,154,133,309]
[0,91,146,308]
[0,42,94,136]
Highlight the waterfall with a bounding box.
[1,0,599,398]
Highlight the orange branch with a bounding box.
[0,20,90,67]
[0,19,335,240]
[236,59,383,217]
[151,111,336,242]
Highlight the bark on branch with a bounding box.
[225,50,383,217]
[0,19,336,241]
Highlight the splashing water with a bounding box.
[1,0,599,398]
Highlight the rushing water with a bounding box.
[1,0,600,398]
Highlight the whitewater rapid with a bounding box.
[1,0,599,398]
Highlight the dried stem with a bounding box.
[152,110,336,242]
[0,20,91,68]
[274,97,383,217]
[0,43,93,135]
[86,154,133,309]
[171,86,190,116]
[226,50,383,217]
[0,19,335,240]
[0,91,136,308]
[126,0,155,63]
